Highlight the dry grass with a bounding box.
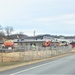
[0,50,57,62]
[0,49,67,63]
[0,49,72,72]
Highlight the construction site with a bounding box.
[0,35,74,63]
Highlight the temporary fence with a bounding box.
[0,45,72,62]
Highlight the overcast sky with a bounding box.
[0,0,75,36]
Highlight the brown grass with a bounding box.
[0,50,66,63]
[0,50,56,62]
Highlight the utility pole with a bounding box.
[34,30,35,37]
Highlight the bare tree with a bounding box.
[0,25,5,37]
[5,26,14,39]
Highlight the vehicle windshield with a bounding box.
[0,0,75,75]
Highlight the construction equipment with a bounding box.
[0,36,15,49]
[3,40,15,49]
[43,40,52,47]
